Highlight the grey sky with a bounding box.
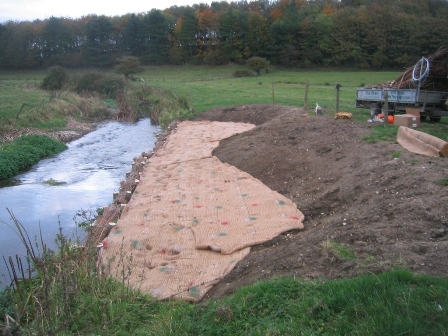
[0,0,214,22]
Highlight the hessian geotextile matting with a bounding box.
[101,120,305,301]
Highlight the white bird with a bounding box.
[315,103,322,115]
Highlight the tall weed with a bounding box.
[115,84,191,125]
[1,210,160,335]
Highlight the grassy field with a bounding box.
[2,66,399,123]
[3,65,446,141]
[138,65,401,116]
[1,66,448,334]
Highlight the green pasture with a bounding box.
[139,65,401,116]
[1,66,400,126]
[0,81,52,119]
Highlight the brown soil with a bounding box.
[190,104,448,299]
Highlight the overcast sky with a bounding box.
[0,0,215,23]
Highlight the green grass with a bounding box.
[392,150,402,159]
[150,269,448,335]
[0,81,52,120]
[321,239,357,260]
[435,177,448,186]
[2,212,447,335]
[362,124,399,143]
[137,65,448,143]
[2,213,447,335]
[0,134,67,179]
[139,66,401,115]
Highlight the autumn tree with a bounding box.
[219,7,249,63]
[195,6,221,65]
[177,7,199,63]
[1,0,448,69]
[121,14,143,56]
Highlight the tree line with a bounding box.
[1,0,447,70]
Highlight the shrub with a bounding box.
[115,56,144,79]
[14,134,67,156]
[41,66,68,91]
[0,153,19,179]
[75,72,125,99]
[246,56,270,75]
[233,70,253,78]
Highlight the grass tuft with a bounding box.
[435,177,448,186]
[321,239,357,260]
[362,124,398,143]
[392,150,402,159]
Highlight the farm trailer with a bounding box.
[355,88,448,122]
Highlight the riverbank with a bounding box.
[0,116,99,145]
[2,104,447,334]
[87,120,178,246]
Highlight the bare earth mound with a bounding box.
[193,104,448,299]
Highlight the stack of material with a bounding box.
[365,47,448,91]
[100,120,305,301]
[397,126,448,157]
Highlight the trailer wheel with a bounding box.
[430,116,441,122]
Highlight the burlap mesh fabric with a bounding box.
[397,126,448,157]
[101,121,304,301]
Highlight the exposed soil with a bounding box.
[189,104,448,299]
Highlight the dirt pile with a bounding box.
[192,104,448,299]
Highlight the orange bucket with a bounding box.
[387,115,394,123]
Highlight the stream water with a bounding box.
[0,119,160,289]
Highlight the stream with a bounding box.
[0,119,160,289]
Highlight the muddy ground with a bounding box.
[189,104,448,299]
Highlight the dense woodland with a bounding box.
[1,0,448,70]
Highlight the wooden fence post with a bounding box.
[335,83,342,113]
[304,81,309,111]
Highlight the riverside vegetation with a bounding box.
[1,66,448,334]
[0,135,67,180]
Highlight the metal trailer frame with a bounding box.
[356,88,448,120]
